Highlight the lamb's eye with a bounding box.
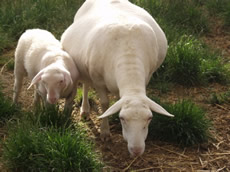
[59,80,64,84]
[148,117,152,122]
[120,117,124,121]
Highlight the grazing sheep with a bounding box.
[13,29,79,111]
[61,0,173,156]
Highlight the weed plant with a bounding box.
[148,100,212,147]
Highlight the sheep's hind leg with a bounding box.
[97,88,110,141]
[80,84,90,120]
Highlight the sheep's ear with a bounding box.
[98,98,123,119]
[147,98,174,117]
[27,70,44,90]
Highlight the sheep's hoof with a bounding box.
[100,132,111,142]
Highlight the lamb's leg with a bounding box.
[13,73,24,104]
[33,88,41,108]
[64,83,77,115]
[80,84,90,118]
[97,88,110,141]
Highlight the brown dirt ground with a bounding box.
[0,20,230,172]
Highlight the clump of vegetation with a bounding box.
[148,100,212,147]
[0,85,20,124]
[2,107,103,171]
[30,105,73,129]
[165,35,204,86]
[2,122,102,171]
[205,0,230,26]
[201,56,230,84]
[135,0,209,34]
[154,35,230,86]
[208,91,230,105]
[75,87,97,109]
[0,0,84,54]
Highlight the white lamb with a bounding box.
[61,0,173,156]
[13,29,79,111]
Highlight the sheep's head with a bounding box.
[28,67,73,104]
[98,96,173,157]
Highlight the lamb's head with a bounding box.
[28,66,73,104]
[98,96,173,157]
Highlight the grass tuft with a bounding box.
[0,85,20,125]
[154,35,230,86]
[208,91,230,105]
[2,111,103,171]
[0,0,84,54]
[32,105,73,129]
[205,0,230,26]
[135,0,209,34]
[149,100,212,147]
[2,124,102,171]
[164,35,204,86]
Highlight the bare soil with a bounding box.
[0,19,230,172]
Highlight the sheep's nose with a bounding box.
[130,146,143,156]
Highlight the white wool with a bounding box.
[61,0,173,156]
[13,29,79,111]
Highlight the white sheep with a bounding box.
[61,0,173,156]
[13,29,79,111]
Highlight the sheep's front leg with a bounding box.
[80,84,90,118]
[97,88,110,141]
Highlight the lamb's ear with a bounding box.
[27,70,44,90]
[98,98,123,119]
[63,70,73,90]
[147,98,174,117]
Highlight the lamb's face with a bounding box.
[119,99,152,157]
[41,70,67,104]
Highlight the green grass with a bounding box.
[135,0,209,34]
[149,100,212,147]
[0,0,84,54]
[31,105,73,129]
[1,106,103,171]
[2,123,102,171]
[208,91,230,105]
[0,0,229,87]
[153,35,230,86]
[0,85,20,125]
[205,0,230,26]
[75,87,97,107]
